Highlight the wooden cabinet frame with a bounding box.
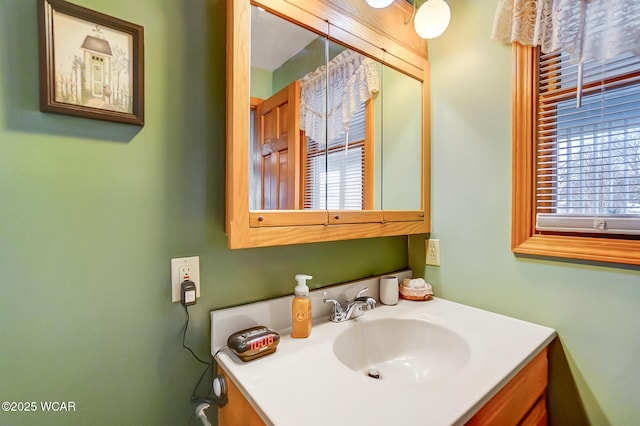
[226,0,430,248]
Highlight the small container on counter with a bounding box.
[379,275,399,305]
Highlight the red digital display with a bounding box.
[249,334,275,351]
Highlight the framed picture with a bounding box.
[38,0,144,126]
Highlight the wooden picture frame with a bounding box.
[38,0,144,126]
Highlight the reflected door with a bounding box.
[254,80,301,209]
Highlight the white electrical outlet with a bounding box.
[425,239,441,266]
[171,256,200,303]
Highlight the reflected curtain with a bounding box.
[299,50,379,145]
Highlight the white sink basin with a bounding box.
[332,317,471,383]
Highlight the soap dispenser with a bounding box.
[291,274,313,338]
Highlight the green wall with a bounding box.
[0,0,407,425]
[249,66,273,100]
[4,0,639,424]
[409,0,640,424]
[273,37,328,94]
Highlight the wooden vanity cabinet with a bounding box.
[217,367,266,426]
[218,347,549,426]
[466,348,549,426]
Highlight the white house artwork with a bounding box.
[82,27,113,104]
[52,11,133,113]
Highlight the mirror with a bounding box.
[249,6,422,211]
[226,0,430,248]
[319,38,383,211]
[249,6,326,210]
[381,64,422,210]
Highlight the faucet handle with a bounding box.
[323,298,343,312]
[324,298,345,322]
[355,287,369,299]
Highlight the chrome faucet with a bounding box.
[324,287,376,322]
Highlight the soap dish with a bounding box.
[399,278,433,301]
[399,285,432,301]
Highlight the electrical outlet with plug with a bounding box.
[181,280,197,306]
[171,256,200,304]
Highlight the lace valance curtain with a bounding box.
[299,50,379,145]
[491,0,640,63]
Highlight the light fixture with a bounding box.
[364,0,451,40]
[412,0,450,39]
[365,0,395,8]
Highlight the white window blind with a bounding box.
[304,103,366,210]
[536,50,640,235]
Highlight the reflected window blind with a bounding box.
[304,103,366,210]
[536,51,640,235]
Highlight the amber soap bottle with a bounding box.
[291,274,313,338]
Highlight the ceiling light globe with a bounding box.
[365,0,395,8]
[414,0,451,39]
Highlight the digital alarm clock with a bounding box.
[227,326,280,362]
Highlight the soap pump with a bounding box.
[291,274,313,338]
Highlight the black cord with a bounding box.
[182,305,211,365]
[190,361,212,402]
[212,345,227,361]
[190,345,228,404]
[181,303,230,399]
[182,306,229,425]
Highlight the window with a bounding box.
[512,44,640,265]
[537,51,640,233]
[303,100,373,210]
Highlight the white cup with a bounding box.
[379,276,399,305]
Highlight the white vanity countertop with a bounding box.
[212,277,556,426]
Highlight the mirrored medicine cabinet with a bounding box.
[226,0,431,248]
